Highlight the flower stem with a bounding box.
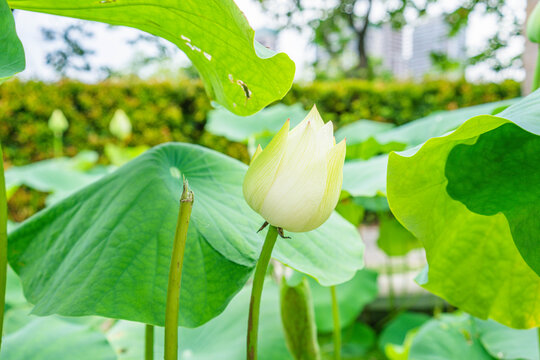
[247,225,278,360]
[164,179,194,360]
[330,286,341,360]
[0,146,6,351]
[534,47,540,92]
[537,327,540,360]
[53,133,63,158]
[145,324,154,360]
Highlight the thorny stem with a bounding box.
[164,178,194,360]
[330,286,341,360]
[247,225,279,360]
[0,145,6,351]
[145,324,154,360]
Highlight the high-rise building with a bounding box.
[367,16,466,79]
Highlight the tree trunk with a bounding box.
[358,30,369,70]
[354,0,372,78]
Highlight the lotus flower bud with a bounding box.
[110,109,132,141]
[243,106,346,233]
[528,1,540,43]
[48,109,68,135]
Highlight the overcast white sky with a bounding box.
[12,0,526,83]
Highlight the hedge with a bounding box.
[0,78,521,166]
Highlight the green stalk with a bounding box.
[164,179,194,360]
[387,258,395,311]
[53,133,63,158]
[330,286,341,360]
[145,324,154,360]
[247,225,278,360]
[533,47,540,92]
[0,146,6,350]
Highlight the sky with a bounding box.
[12,0,527,83]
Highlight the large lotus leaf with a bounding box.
[408,313,492,360]
[336,120,405,160]
[339,322,376,358]
[340,101,520,198]
[335,120,395,144]
[206,103,307,142]
[373,99,517,149]
[309,269,378,333]
[335,192,365,226]
[335,120,397,160]
[107,281,292,360]
[474,319,539,360]
[343,154,388,198]
[5,151,105,204]
[1,317,116,360]
[387,90,540,328]
[5,266,26,311]
[445,123,540,276]
[8,0,294,116]
[0,0,25,83]
[378,312,430,352]
[9,143,363,328]
[318,322,376,358]
[275,211,363,286]
[377,213,421,257]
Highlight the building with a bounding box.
[367,16,466,79]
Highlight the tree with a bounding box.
[41,23,100,77]
[256,0,524,80]
[40,22,179,79]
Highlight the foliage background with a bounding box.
[0,78,520,166]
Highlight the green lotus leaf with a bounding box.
[335,120,395,145]
[387,90,540,328]
[475,319,539,360]
[378,312,430,352]
[5,151,105,204]
[372,99,517,150]
[206,103,308,143]
[0,317,116,360]
[338,100,520,200]
[309,269,377,333]
[318,322,376,358]
[0,0,25,83]
[343,154,388,198]
[9,143,363,327]
[335,192,365,226]
[335,120,397,160]
[8,0,294,115]
[107,281,292,360]
[408,313,492,360]
[377,213,421,257]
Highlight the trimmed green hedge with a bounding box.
[0,78,520,166]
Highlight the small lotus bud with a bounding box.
[48,109,68,135]
[243,105,346,233]
[527,1,540,43]
[110,109,132,141]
